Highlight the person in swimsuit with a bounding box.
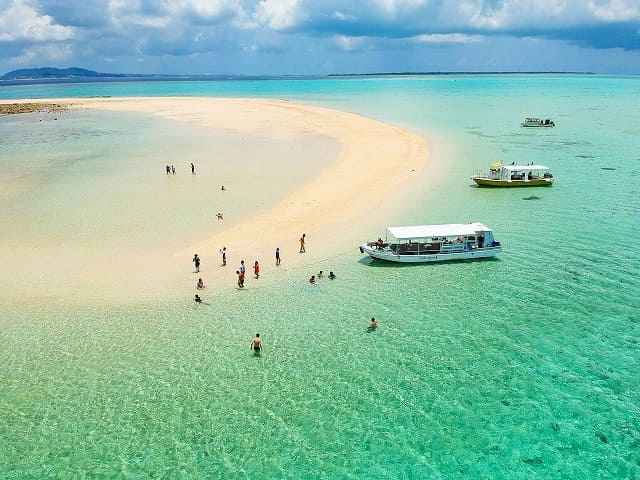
[191,162,195,174]
[275,247,281,266]
[220,247,227,266]
[317,271,323,278]
[193,253,200,273]
[197,278,205,289]
[299,233,306,253]
[237,270,245,288]
[309,275,316,284]
[194,294,202,304]
[254,260,260,279]
[251,333,262,353]
[328,271,336,280]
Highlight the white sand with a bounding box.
[1,97,429,304]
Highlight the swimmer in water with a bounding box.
[251,333,262,353]
[367,317,378,332]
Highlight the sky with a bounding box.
[1,0,640,76]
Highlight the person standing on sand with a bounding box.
[275,247,281,266]
[171,165,176,174]
[236,270,245,288]
[193,253,200,273]
[220,247,227,266]
[191,162,195,174]
[254,261,260,279]
[251,333,262,353]
[166,165,171,175]
[239,260,246,276]
[299,233,306,253]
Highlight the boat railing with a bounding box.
[440,243,466,253]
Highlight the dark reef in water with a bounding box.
[523,195,542,200]
[601,167,616,171]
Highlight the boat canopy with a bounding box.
[387,223,491,241]
[501,164,549,171]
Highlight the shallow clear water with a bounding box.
[1,75,639,478]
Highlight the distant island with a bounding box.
[1,67,125,80]
[1,67,594,85]
[328,71,589,76]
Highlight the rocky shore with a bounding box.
[0,102,68,115]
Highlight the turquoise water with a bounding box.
[1,75,639,478]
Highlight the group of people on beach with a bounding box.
[235,259,260,288]
[184,207,366,352]
[165,162,196,175]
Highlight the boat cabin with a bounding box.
[521,117,554,127]
[487,163,552,182]
[382,223,497,255]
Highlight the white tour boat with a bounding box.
[521,117,555,127]
[359,223,502,263]
[471,162,554,187]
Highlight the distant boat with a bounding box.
[521,117,555,127]
[471,162,554,187]
[359,223,501,263]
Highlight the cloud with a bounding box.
[0,0,75,42]
[588,0,640,22]
[254,0,306,30]
[13,42,72,63]
[1,0,640,74]
[411,33,483,44]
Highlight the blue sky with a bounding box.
[1,0,639,75]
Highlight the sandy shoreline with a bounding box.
[1,97,429,304]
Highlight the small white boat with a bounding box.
[472,162,554,187]
[521,117,554,127]
[360,223,501,263]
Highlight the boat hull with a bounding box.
[360,244,501,263]
[472,178,553,187]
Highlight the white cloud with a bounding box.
[167,0,247,23]
[333,35,368,51]
[333,11,356,22]
[254,0,306,30]
[412,33,483,43]
[12,42,72,63]
[588,0,640,21]
[0,0,75,42]
[374,0,427,15]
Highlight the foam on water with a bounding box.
[1,75,639,478]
